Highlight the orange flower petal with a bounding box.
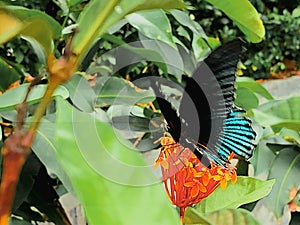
[220,178,228,189]
[191,186,200,198]
[198,183,207,193]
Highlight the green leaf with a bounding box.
[138,33,184,80]
[0,84,69,112]
[205,0,265,43]
[72,0,185,64]
[127,9,175,47]
[102,33,168,75]
[196,177,274,214]
[235,86,259,110]
[250,140,276,176]
[278,128,300,146]
[96,77,154,106]
[54,97,180,225]
[0,6,62,62]
[169,9,208,58]
[184,207,213,225]
[0,57,21,92]
[185,208,262,225]
[252,96,300,131]
[63,73,96,112]
[32,118,75,193]
[265,147,300,218]
[236,77,274,100]
[292,6,300,18]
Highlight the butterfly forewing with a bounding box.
[178,40,243,158]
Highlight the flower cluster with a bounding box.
[156,137,237,222]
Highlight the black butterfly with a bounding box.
[151,39,256,168]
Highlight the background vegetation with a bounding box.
[0,0,299,225]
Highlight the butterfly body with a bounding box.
[151,39,256,168]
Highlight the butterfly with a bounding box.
[151,39,256,168]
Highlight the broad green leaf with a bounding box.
[184,208,212,225]
[169,9,208,58]
[185,208,262,225]
[250,141,276,176]
[32,118,75,193]
[265,147,300,218]
[102,33,168,75]
[96,77,154,106]
[0,6,62,61]
[127,10,175,47]
[0,57,21,92]
[139,33,184,80]
[235,86,259,110]
[205,0,265,43]
[278,128,300,146]
[237,77,274,100]
[0,84,69,112]
[196,177,274,214]
[54,97,180,225]
[206,209,261,225]
[72,0,185,64]
[169,10,206,38]
[63,73,96,112]
[252,97,300,131]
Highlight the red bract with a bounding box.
[156,137,237,222]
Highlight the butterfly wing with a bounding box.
[151,39,256,167]
[150,79,181,142]
[178,40,243,157]
[215,107,256,163]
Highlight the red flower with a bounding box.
[156,137,237,222]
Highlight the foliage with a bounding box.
[188,0,300,79]
[235,78,300,224]
[1,0,293,225]
[243,6,300,78]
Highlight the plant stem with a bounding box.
[29,82,59,133]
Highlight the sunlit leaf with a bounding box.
[196,177,274,213]
[0,6,62,62]
[185,208,262,225]
[235,86,259,110]
[127,10,175,47]
[54,97,180,225]
[72,0,185,64]
[0,84,69,112]
[237,77,274,100]
[205,0,265,43]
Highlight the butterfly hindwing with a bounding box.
[215,107,256,162]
